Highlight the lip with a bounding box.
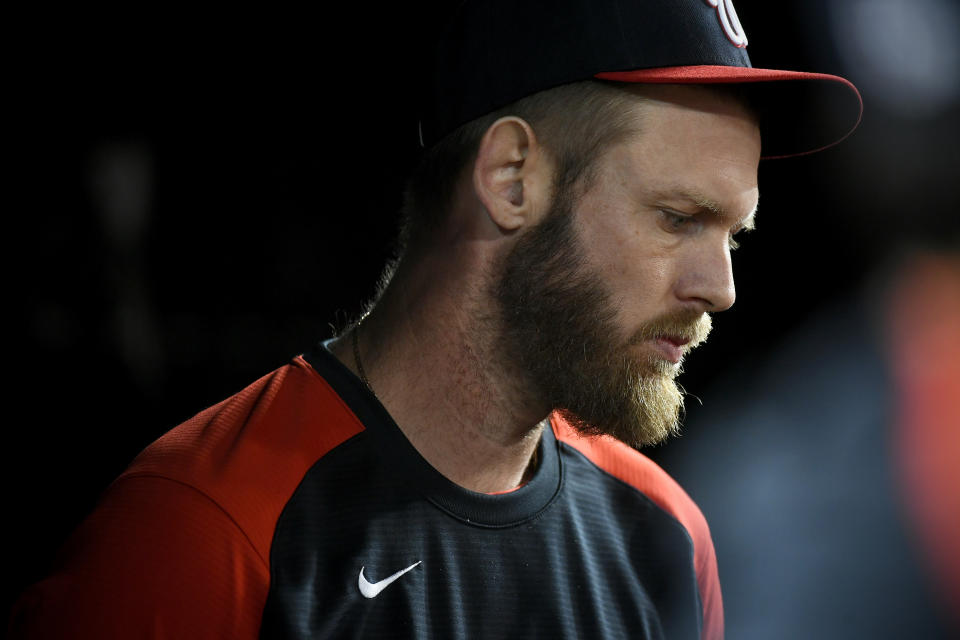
[652,336,691,364]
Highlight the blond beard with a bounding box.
[495,190,713,449]
[558,311,712,448]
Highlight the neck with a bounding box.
[328,248,549,493]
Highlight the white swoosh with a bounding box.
[358,561,422,598]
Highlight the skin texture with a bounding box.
[329,85,760,493]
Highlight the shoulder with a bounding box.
[551,413,725,639]
[121,355,365,559]
[551,413,707,538]
[10,356,368,639]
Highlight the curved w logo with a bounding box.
[705,0,748,48]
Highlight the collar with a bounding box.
[302,340,563,527]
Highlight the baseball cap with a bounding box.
[418,0,863,159]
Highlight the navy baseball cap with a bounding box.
[418,0,863,159]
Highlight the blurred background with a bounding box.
[9,1,960,637]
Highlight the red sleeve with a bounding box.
[552,416,724,640]
[10,357,364,640]
[8,475,270,640]
[694,523,724,640]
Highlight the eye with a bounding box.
[659,209,695,232]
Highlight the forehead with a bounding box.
[605,85,762,219]
[625,84,760,152]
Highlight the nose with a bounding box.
[675,240,737,312]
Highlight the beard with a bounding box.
[493,189,712,448]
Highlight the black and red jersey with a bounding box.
[10,342,723,639]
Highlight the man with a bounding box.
[10,1,861,638]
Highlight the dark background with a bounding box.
[10,1,960,636]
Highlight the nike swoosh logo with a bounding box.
[358,561,422,598]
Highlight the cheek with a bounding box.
[573,198,676,312]
[606,218,676,291]
[620,258,673,308]
[591,241,676,318]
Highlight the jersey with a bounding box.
[9,342,723,639]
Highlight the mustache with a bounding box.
[628,311,713,349]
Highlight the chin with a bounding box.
[558,361,686,450]
[629,349,682,378]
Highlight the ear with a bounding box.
[472,116,553,232]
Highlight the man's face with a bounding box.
[495,86,761,447]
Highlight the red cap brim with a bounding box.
[596,65,863,159]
